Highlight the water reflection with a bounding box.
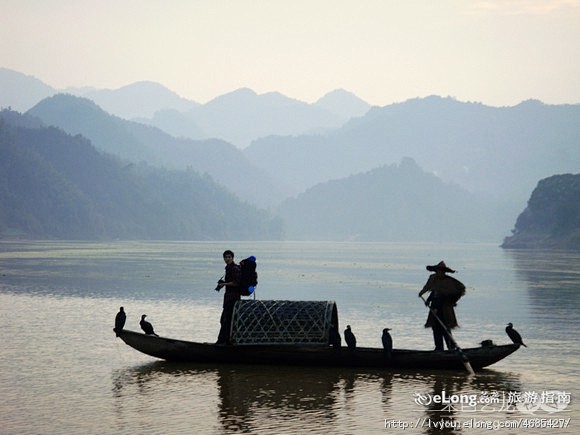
[423,377,464,435]
[112,362,523,434]
[505,249,580,333]
[507,250,579,295]
[216,365,343,432]
[112,362,349,432]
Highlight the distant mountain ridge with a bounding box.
[27,94,292,208]
[0,68,371,147]
[0,68,56,112]
[246,96,580,204]
[154,86,338,146]
[0,110,281,240]
[276,158,510,242]
[4,67,579,243]
[82,81,199,119]
[24,92,580,243]
[314,89,371,120]
[146,87,370,147]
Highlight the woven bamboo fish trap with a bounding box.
[230,300,339,346]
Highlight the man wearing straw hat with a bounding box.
[418,261,466,351]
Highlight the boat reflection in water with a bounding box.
[111,362,523,433]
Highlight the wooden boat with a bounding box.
[117,329,520,371]
[116,300,520,371]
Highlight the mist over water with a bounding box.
[0,241,577,433]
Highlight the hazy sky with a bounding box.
[2,0,579,106]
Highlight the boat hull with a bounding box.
[117,330,519,371]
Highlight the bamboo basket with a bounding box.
[230,300,339,346]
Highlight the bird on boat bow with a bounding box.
[505,322,527,347]
[114,307,126,337]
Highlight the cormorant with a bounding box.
[505,323,527,347]
[114,306,126,337]
[382,328,392,356]
[140,314,159,336]
[344,325,356,350]
[329,324,341,349]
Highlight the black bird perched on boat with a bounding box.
[344,325,356,350]
[140,314,159,336]
[114,306,126,336]
[382,328,393,356]
[505,323,527,347]
[329,324,342,349]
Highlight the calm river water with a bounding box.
[0,241,577,434]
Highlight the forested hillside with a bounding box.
[277,158,509,242]
[502,174,580,250]
[246,97,580,202]
[0,110,282,240]
[6,87,578,244]
[27,94,291,207]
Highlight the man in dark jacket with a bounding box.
[216,250,241,344]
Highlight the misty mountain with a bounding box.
[0,69,199,120]
[82,81,199,119]
[313,89,371,121]
[502,173,580,249]
[0,68,57,112]
[276,158,511,242]
[27,94,292,208]
[7,67,578,243]
[1,69,372,148]
[143,108,205,140]
[246,96,580,209]
[145,87,367,147]
[0,110,282,240]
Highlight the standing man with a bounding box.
[418,261,465,351]
[216,250,241,345]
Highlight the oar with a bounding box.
[420,295,475,375]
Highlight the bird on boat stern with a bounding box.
[114,306,126,337]
[505,322,527,347]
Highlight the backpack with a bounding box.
[239,256,258,296]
